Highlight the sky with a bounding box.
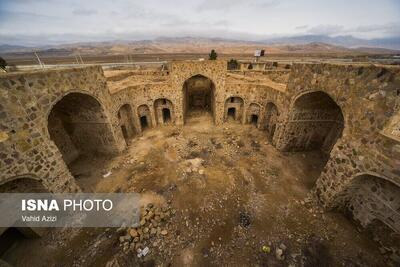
[0,0,399,46]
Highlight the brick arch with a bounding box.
[0,174,41,187]
[117,103,137,143]
[46,91,120,168]
[246,102,262,126]
[289,89,347,124]
[44,90,115,140]
[264,101,280,142]
[154,98,175,125]
[137,104,153,131]
[331,172,400,233]
[224,96,245,123]
[277,90,345,153]
[182,74,217,124]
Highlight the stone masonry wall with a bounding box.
[1,61,399,234]
[275,63,400,211]
[0,66,125,192]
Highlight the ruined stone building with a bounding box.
[0,60,399,246]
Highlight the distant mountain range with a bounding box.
[260,35,400,50]
[1,35,399,55]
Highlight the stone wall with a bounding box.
[1,61,399,234]
[336,174,400,233]
[170,60,227,125]
[0,66,125,192]
[274,63,400,213]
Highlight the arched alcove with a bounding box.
[117,104,136,144]
[154,98,174,125]
[334,174,400,235]
[182,75,216,123]
[0,177,47,257]
[246,103,261,127]
[224,97,244,123]
[264,102,279,142]
[137,105,152,131]
[285,91,344,153]
[48,92,116,167]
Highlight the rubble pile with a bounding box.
[118,203,176,258]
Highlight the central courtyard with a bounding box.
[3,114,388,266]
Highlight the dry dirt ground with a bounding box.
[2,112,389,267]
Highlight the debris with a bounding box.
[161,229,168,236]
[239,212,251,227]
[276,248,284,260]
[137,246,150,258]
[262,245,271,253]
[129,229,138,238]
[103,171,112,178]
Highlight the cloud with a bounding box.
[352,22,400,35]
[302,22,400,37]
[306,24,344,35]
[1,0,399,45]
[295,25,308,30]
[0,9,56,20]
[72,8,97,16]
[197,0,279,11]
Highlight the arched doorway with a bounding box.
[264,102,279,142]
[334,174,400,249]
[0,177,47,259]
[0,177,47,193]
[117,104,136,144]
[154,98,174,125]
[246,103,261,127]
[137,105,152,131]
[183,75,216,123]
[48,93,116,167]
[285,91,344,153]
[224,97,244,123]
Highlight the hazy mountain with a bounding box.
[0,36,399,56]
[261,35,400,50]
[0,44,32,53]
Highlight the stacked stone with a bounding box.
[119,203,175,254]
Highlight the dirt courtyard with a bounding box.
[3,113,387,266]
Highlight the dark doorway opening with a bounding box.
[251,114,258,125]
[0,228,24,256]
[162,108,171,123]
[140,116,148,130]
[265,102,279,143]
[183,74,215,123]
[48,92,115,167]
[117,104,136,143]
[0,177,46,261]
[287,91,344,153]
[228,108,236,119]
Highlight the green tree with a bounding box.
[209,49,217,60]
[227,59,239,70]
[0,57,7,71]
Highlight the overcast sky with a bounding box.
[0,0,399,46]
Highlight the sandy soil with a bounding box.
[2,113,388,266]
